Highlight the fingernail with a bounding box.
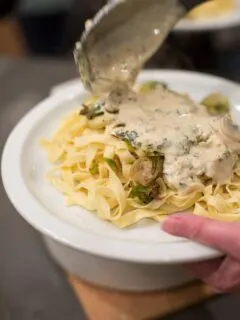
[162,216,183,235]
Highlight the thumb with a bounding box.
[162,214,240,259]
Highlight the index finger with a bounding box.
[162,214,240,259]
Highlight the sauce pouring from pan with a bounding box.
[73,0,240,194]
[74,0,208,97]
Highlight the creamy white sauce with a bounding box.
[110,86,240,192]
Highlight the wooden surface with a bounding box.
[0,17,27,57]
[69,275,215,320]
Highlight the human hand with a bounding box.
[162,214,240,292]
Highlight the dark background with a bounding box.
[1,1,240,319]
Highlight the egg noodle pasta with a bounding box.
[41,85,240,228]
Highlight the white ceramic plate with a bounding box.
[3,70,240,265]
[174,0,240,32]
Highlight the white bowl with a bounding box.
[3,70,240,292]
[174,0,240,32]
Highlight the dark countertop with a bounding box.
[1,58,240,320]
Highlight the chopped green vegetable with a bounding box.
[125,130,138,143]
[130,184,148,197]
[80,101,105,119]
[129,183,159,204]
[130,156,163,186]
[140,81,168,93]
[79,104,89,116]
[113,129,139,146]
[151,156,163,175]
[201,93,230,115]
[123,139,138,158]
[90,162,99,175]
[104,158,118,172]
[124,139,135,152]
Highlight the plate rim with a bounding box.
[3,69,236,264]
[174,2,240,32]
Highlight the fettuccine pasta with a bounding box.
[41,83,240,228]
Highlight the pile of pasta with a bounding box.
[187,0,234,20]
[41,96,240,228]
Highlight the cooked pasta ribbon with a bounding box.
[41,105,240,228]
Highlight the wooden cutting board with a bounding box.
[68,275,215,320]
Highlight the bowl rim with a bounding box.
[174,0,240,32]
[3,69,235,264]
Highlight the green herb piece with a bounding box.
[104,158,118,172]
[124,139,134,152]
[129,183,159,204]
[201,93,230,115]
[88,103,104,120]
[130,184,148,195]
[140,81,168,93]
[113,129,139,147]
[90,162,99,175]
[79,104,89,116]
[151,156,163,174]
[123,139,138,158]
[79,101,105,120]
[125,130,138,143]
